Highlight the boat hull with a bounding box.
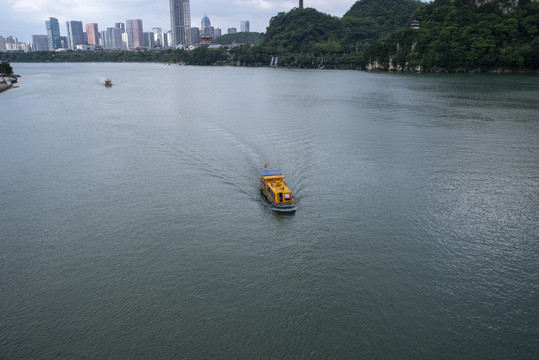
[260,189,297,212]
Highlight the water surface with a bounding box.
[1,64,538,359]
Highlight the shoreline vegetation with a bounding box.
[1,61,16,93]
[4,59,539,75]
[1,0,537,73]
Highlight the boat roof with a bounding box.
[259,170,282,176]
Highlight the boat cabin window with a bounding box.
[284,193,291,201]
[279,193,283,202]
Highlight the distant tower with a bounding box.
[126,19,144,49]
[201,14,211,36]
[170,0,191,47]
[86,23,99,46]
[66,21,84,50]
[45,17,61,50]
[299,0,303,9]
[115,22,126,33]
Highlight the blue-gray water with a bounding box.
[1,63,538,359]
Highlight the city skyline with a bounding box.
[0,0,357,43]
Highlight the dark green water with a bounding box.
[1,63,538,359]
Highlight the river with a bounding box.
[1,63,538,359]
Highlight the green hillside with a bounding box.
[236,0,538,71]
[264,8,344,53]
[342,0,424,46]
[231,1,424,68]
[364,0,539,71]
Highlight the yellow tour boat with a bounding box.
[259,169,296,211]
[105,79,112,87]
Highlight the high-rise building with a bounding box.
[126,19,144,49]
[299,0,303,9]
[170,0,191,47]
[153,29,166,47]
[143,32,155,48]
[4,36,18,49]
[1,36,31,52]
[201,15,211,31]
[66,21,84,50]
[32,35,49,51]
[122,32,128,49]
[227,28,237,35]
[205,26,215,38]
[190,27,200,45]
[201,15,213,37]
[115,22,125,33]
[240,21,250,33]
[105,27,122,49]
[45,17,61,50]
[166,31,174,48]
[86,23,99,46]
[214,28,221,38]
[100,30,107,48]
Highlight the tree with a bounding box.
[0,61,14,82]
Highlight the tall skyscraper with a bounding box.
[126,19,144,49]
[106,27,122,49]
[32,35,49,51]
[240,21,250,33]
[201,15,211,31]
[100,30,107,48]
[201,15,212,36]
[45,17,61,50]
[86,23,99,46]
[66,21,84,50]
[170,0,191,47]
[115,22,125,33]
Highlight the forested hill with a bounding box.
[230,0,422,68]
[364,0,539,71]
[260,0,422,52]
[342,0,424,45]
[249,0,538,71]
[264,8,344,53]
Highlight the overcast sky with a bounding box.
[1,0,359,43]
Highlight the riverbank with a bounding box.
[0,81,12,93]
